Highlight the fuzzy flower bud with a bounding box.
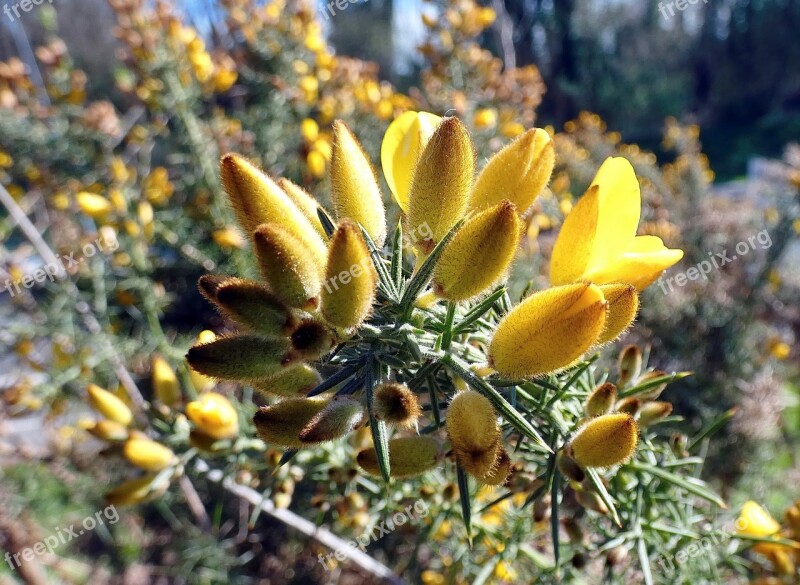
[186,335,292,381]
[617,345,643,386]
[199,276,295,335]
[105,474,165,507]
[638,401,673,426]
[373,382,422,428]
[585,383,617,418]
[86,420,129,443]
[596,284,639,344]
[357,436,441,479]
[253,397,329,448]
[278,178,328,241]
[299,396,366,443]
[569,413,638,468]
[252,364,323,398]
[87,383,133,426]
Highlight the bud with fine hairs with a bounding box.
[596,284,639,344]
[251,364,322,398]
[198,276,296,336]
[253,397,329,448]
[617,344,643,387]
[373,382,422,428]
[569,413,639,468]
[186,335,292,381]
[357,436,441,479]
[298,396,366,443]
[585,382,617,418]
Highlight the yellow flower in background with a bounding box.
[550,157,684,291]
[380,110,442,212]
[152,355,181,407]
[473,108,497,129]
[736,501,796,561]
[212,226,246,250]
[123,438,177,471]
[186,392,240,440]
[77,191,112,220]
[87,383,133,426]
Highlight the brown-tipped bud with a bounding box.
[373,382,422,428]
[186,335,291,382]
[618,345,642,386]
[557,451,586,484]
[638,401,673,426]
[432,200,522,302]
[569,413,639,468]
[456,439,504,480]
[356,436,441,478]
[575,489,609,515]
[407,117,474,252]
[445,390,500,455]
[254,224,324,310]
[320,220,378,329]
[469,128,555,214]
[251,364,322,397]
[615,397,641,416]
[596,284,639,345]
[533,494,552,522]
[219,153,327,264]
[200,276,295,335]
[86,420,129,442]
[253,397,329,448]
[585,382,617,418]
[278,178,328,241]
[299,396,366,443]
[478,448,512,486]
[330,121,387,247]
[288,319,336,361]
[633,369,669,400]
[198,274,227,302]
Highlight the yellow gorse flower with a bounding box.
[152,355,180,407]
[87,383,133,426]
[550,157,684,291]
[185,392,240,440]
[123,438,177,471]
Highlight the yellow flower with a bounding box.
[489,283,607,378]
[77,192,112,220]
[550,157,683,291]
[380,110,442,213]
[152,355,181,407]
[105,474,165,506]
[307,150,327,178]
[87,384,133,426]
[473,108,497,129]
[123,438,177,471]
[185,392,240,440]
[300,118,319,142]
[188,330,217,393]
[212,226,246,250]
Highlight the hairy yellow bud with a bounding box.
[152,355,180,406]
[252,363,322,397]
[199,276,295,335]
[488,283,607,378]
[185,392,239,440]
[299,396,366,443]
[87,383,133,426]
[105,474,166,507]
[638,401,673,426]
[469,128,554,213]
[585,382,617,418]
[123,438,177,471]
[330,121,386,247]
[320,220,378,329]
[219,153,327,262]
[254,224,324,310]
[373,382,422,428]
[253,397,329,448]
[407,117,474,252]
[569,413,638,468]
[433,200,522,301]
[618,344,643,386]
[86,420,129,442]
[357,436,441,478]
[445,390,500,455]
[278,178,328,241]
[478,448,512,486]
[596,284,639,344]
[186,335,291,381]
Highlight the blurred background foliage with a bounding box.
[0,0,799,583]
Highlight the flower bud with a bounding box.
[446,390,500,455]
[253,223,324,310]
[615,397,641,416]
[189,330,216,392]
[299,396,366,443]
[557,451,586,484]
[478,448,512,486]
[288,319,336,361]
[330,121,386,247]
[469,128,554,214]
[433,200,522,301]
[105,474,167,507]
[77,191,112,219]
[357,436,441,478]
[638,401,673,426]
[575,489,609,515]
[320,220,378,329]
[199,276,295,335]
[86,420,129,442]
[373,382,422,428]
[87,383,133,426]
[253,397,329,447]
[489,283,607,378]
[185,392,239,440]
[381,110,442,212]
[407,117,474,252]
[533,494,551,522]
[152,355,180,407]
[278,178,328,241]
[220,153,327,263]
[123,438,177,471]
[569,413,638,468]
[252,363,322,397]
[186,335,292,381]
[585,382,617,418]
[596,284,638,344]
[617,345,642,386]
[632,369,669,400]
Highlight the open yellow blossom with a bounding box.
[550,157,683,291]
[186,392,240,440]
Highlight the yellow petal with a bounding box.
[380,110,442,212]
[584,236,684,291]
[737,501,782,538]
[87,384,133,426]
[488,283,607,378]
[330,121,387,246]
[185,392,239,440]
